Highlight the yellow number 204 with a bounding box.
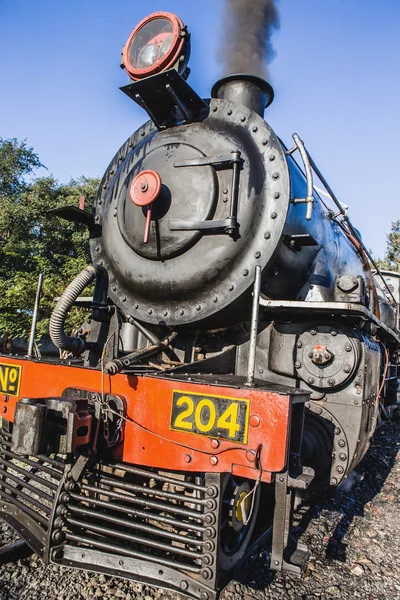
[172,395,243,440]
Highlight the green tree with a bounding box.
[0,138,99,339]
[378,220,400,273]
[0,138,43,197]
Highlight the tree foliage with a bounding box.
[377,220,400,273]
[0,138,99,339]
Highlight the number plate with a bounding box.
[170,390,249,443]
[0,363,22,397]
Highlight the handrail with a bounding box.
[286,134,314,220]
[287,133,398,309]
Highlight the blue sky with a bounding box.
[0,0,399,258]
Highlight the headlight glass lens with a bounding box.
[137,44,158,68]
[129,18,174,70]
[160,35,174,58]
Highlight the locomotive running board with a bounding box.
[259,298,400,345]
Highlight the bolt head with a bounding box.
[249,414,260,427]
[210,439,219,449]
[210,456,218,466]
[295,361,301,369]
[246,450,256,462]
[184,454,192,463]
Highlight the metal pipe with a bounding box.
[122,312,159,345]
[37,455,65,470]
[0,456,57,490]
[66,516,204,560]
[1,448,62,480]
[27,274,44,358]
[69,492,205,533]
[292,134,314,220]
[67,503,204,546]
[97,473,207,506]
[98,461,207,493]
[245,265,262,387]
[306,149,398,307]
[0,489,48,526]
[81,482,205,520]
[64,531,201,573]
[0,477,51,515]
[105,331,178,375]
[227,151,241,235]
[0,461,56,498]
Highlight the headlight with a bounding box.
[122,12,190,81]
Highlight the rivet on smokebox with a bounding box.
[210,439,220,449]
[249,415,260,427]
[210,456,218,466]
[246,450,256,462]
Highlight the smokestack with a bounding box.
[212,0,279,117]
[212,74,274,117]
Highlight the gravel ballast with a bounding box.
[1,418,399,600]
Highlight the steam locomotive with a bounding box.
[0,11,399,599]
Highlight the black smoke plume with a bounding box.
[220,0,279,79]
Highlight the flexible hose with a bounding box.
[49,265,97,355]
